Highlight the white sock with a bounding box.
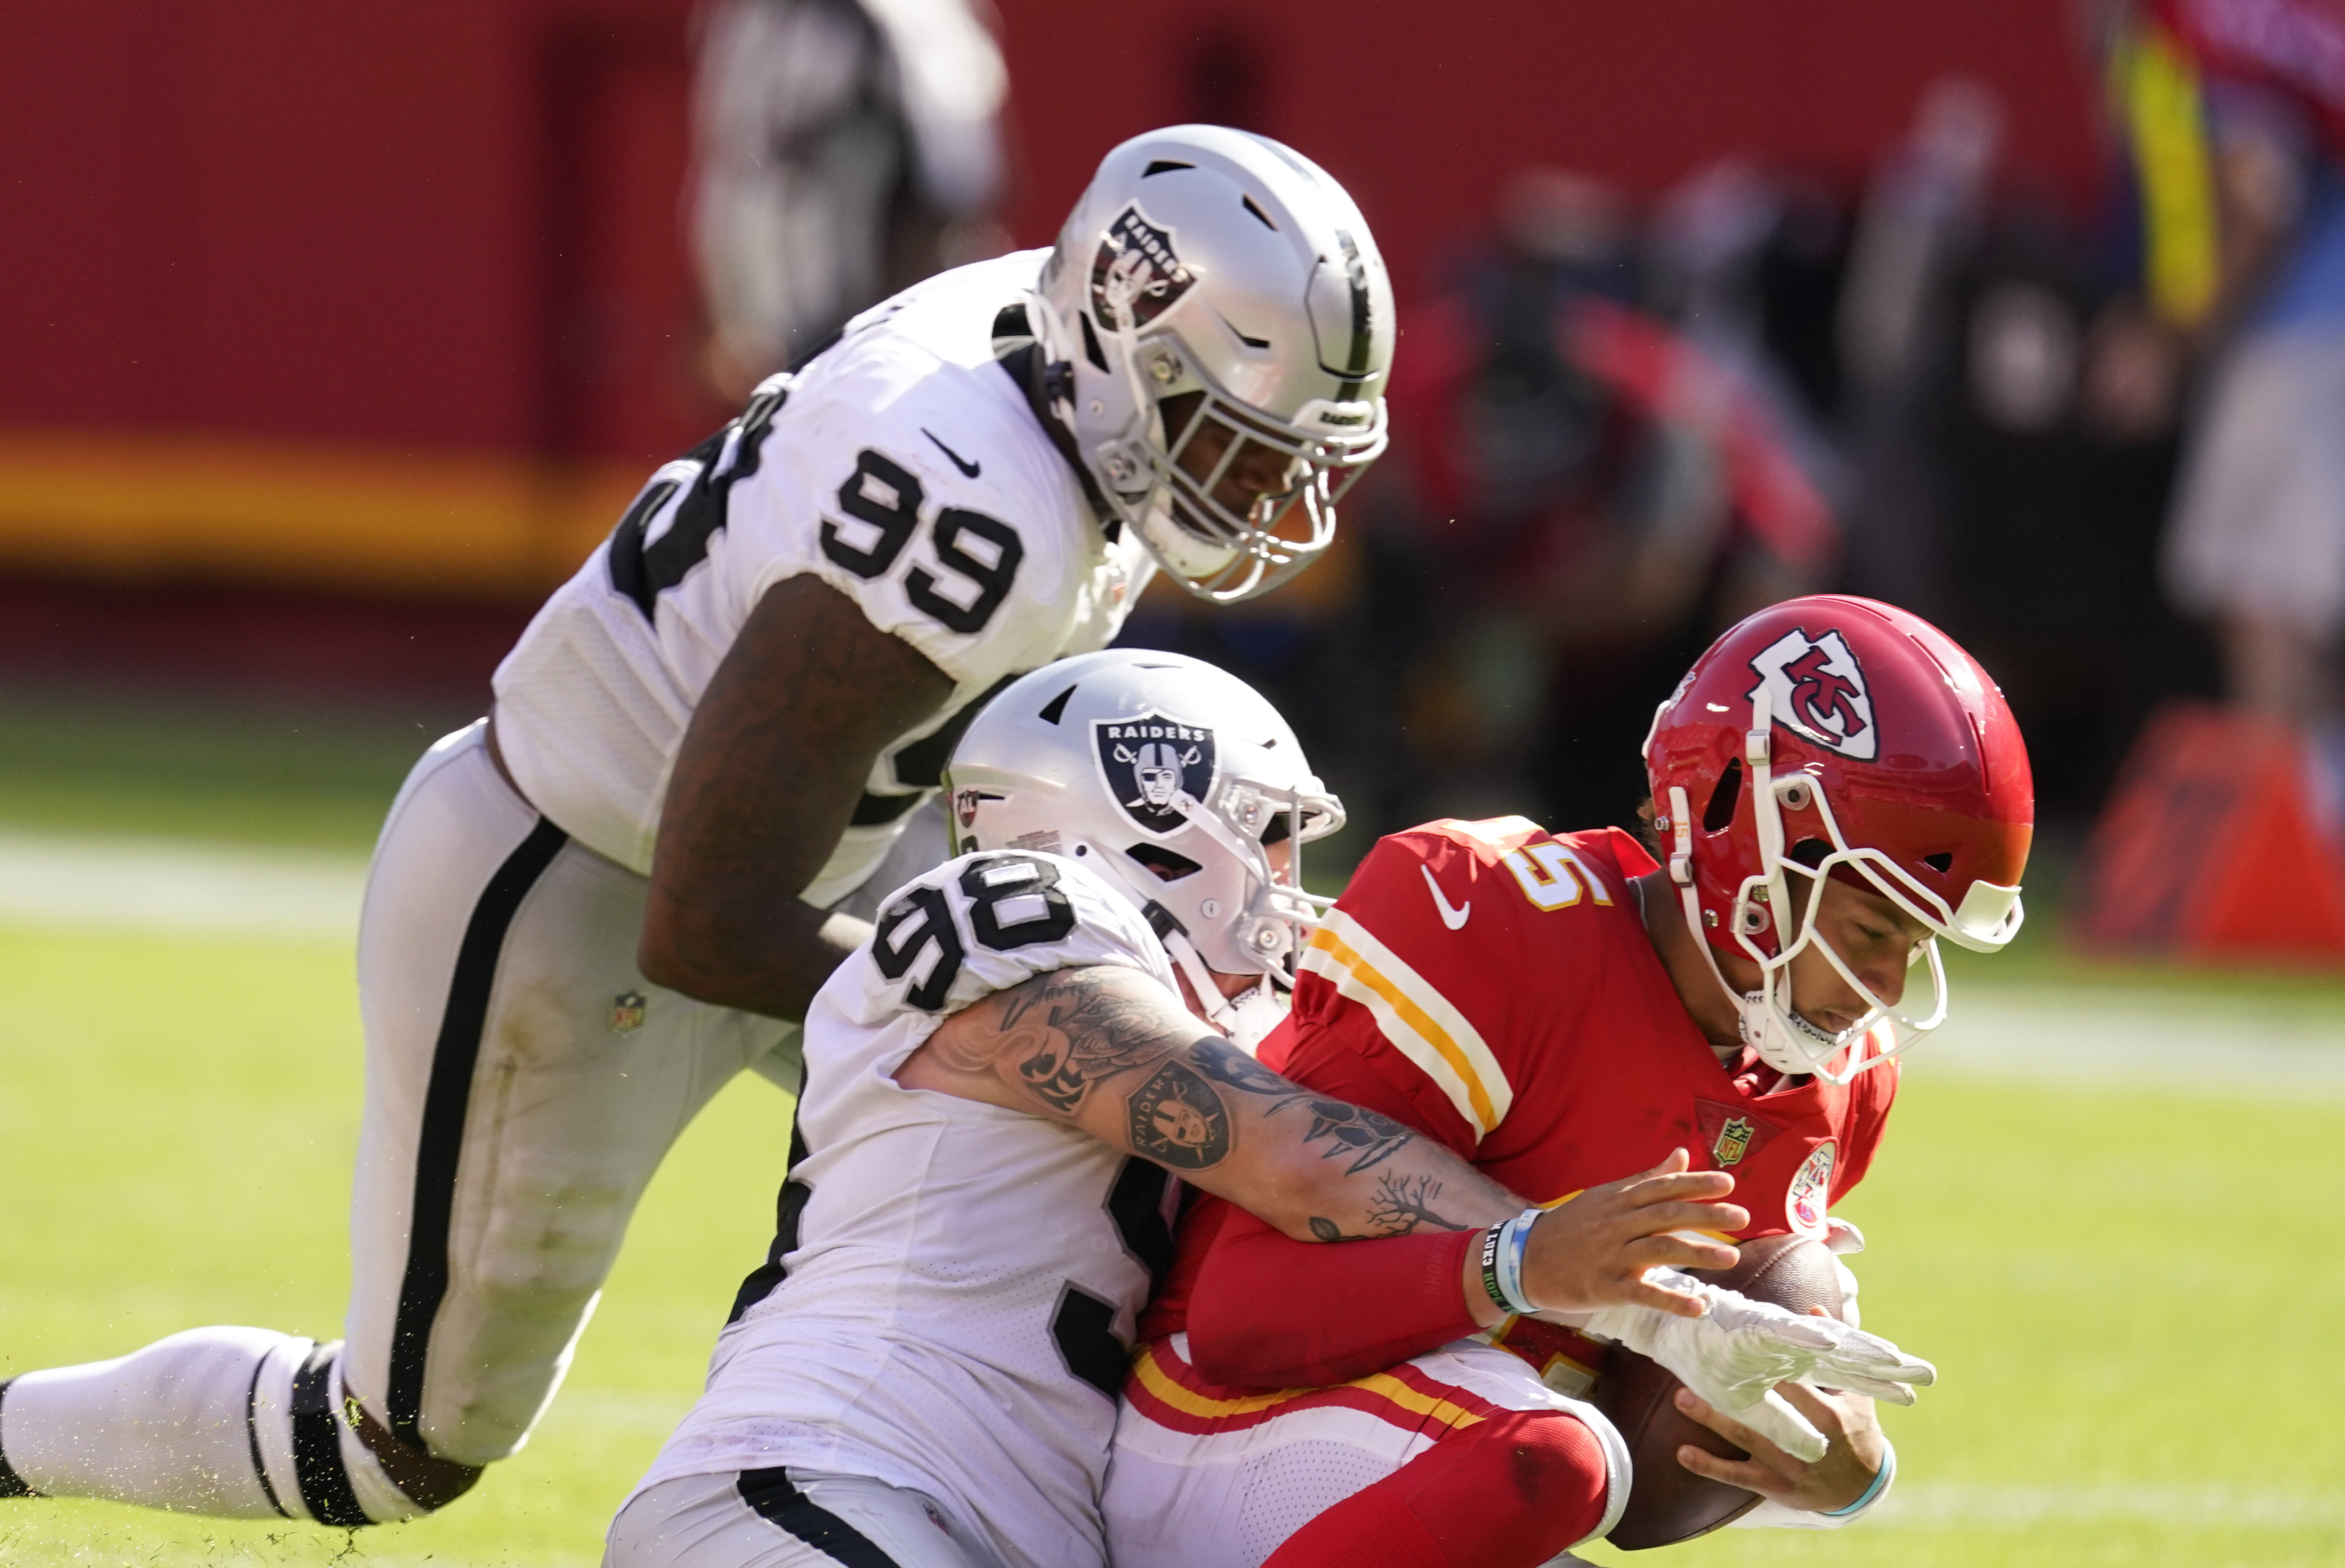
[0,1328,385,1523]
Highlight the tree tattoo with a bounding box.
[1309,1173,1472,1241]
[1124,1059,1232,1170]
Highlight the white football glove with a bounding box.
[1578,1269,1936,1463]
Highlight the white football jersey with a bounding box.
[492,252,1156,899]
[634,850,1187,1568]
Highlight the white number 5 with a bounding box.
[1502,842,1613,911]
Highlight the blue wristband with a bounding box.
[1489,1207,1542,1316]
[1822,1438,1895,1517]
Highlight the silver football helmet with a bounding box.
[945,649,1344,1049]
[1031,126,1396,603]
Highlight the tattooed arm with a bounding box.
[895,963,1522,1242]
[633,576,954,1019]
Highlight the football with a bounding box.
[1589,1232,1845,1550]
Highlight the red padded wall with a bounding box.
[0,0,2099,466]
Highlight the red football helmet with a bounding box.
[1643,595,2034,1080]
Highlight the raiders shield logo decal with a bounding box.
[1095,712,1216,836]
[954,788,999,831]
[1091,205,1195,333]
[1746,628,1877,761]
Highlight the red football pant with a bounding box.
[1261,1407,1610,1568]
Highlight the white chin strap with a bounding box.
[1163,930,1287,1055]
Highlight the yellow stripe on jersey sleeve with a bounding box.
[1299,907,1513,1139]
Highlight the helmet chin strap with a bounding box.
[1162,929,1285,1055]
[1666,783,1859,1079]
[1082,844,1291,1057]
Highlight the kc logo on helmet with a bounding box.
[1095,712,1216,836]
[1746,628,1876,761]
[1091,205,1195,333]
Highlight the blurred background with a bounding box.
[0,0,2224,870]
[3,4,2344,1565]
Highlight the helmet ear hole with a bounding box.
[1923,852,1953,873]
[1703,758,1744,831]
[1126,844,1205,882]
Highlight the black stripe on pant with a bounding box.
[383,817,570,1450]
[737,1469,904,1567]
[0,1380,35,1497]
[289,1344,368,1526]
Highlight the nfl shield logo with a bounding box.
[1713,1116,1755,1168]
[1091,205,1196,333]
[608,991,647,1036]
[1094,712,1217,837]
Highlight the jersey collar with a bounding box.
[997,325,1121,541]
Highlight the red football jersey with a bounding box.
[1143,817,1898,1368]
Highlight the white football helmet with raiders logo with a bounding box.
[944,649,1343,1048]
[1030,126,1396,603]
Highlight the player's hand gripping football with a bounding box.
[1512,1149,1748,1318]
[1581,1278,1937,1463]
[1670,1327,1891,1514]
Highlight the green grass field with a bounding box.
[1,692,2340,1566]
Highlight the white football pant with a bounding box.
[0,721,946,1522]
[608,1468,1006,1568]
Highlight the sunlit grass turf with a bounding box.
[3,697,2342,1565]
[0,921,2337,1567]
[0,690,460,853]
[0,924,786,1566]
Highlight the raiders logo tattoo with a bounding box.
[1124,1058,1231,1170]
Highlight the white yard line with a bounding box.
[0,829,2342,1096]
[0,828,366,941]
[1876,1481,2345,1529]
[1913,984,2345,1097]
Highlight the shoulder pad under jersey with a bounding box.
[1296,818,1646,1141]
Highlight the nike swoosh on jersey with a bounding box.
[1421,863,1470,930]
[924,429,981,478]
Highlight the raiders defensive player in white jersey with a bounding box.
[603,653,1584,1568]
[0,128,1397,1530]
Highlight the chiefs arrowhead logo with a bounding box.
[1746,628,1876,762]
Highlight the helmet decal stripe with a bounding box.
[1329,228,1375,398]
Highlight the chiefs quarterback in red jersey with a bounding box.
[1100,596,2033,1568]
